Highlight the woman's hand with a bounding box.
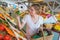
[15,13,25,30]
[16,14,20,20]
[15,14,21,29]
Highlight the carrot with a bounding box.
[0,14,5,19]
[19,31,26,37]
[5,14,12,20]
[1,24,15,37]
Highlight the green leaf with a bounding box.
[0,19,2,23]
[16,11,21,15]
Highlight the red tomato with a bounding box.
[0,34,3,40]
[0,24,5,31]
[3,35,11,40]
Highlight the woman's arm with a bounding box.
[16,15,26,30]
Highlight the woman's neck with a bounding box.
[32,14,38,18]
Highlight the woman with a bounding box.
[16,4,44,40]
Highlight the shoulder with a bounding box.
[23,14,30,19]
[24,14,30,17]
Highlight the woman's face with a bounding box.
[29,6,36,15]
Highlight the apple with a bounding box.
[4,35,11,40]
[0,34,3,40]
[0,24,5,31]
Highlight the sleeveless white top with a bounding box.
[22,15,43,35]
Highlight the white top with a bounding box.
[22,15,43,35]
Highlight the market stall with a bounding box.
[0,0,60,40]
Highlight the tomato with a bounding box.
[0,34,3,40]
[0,24,5,31]
[3,35,11,40]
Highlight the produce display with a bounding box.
[40,12,52,22]
[0,7,26,40]
[0,1,60,40]
[53,23,60,32]
[51,13,60,32]
[0,16,26,40]
[55,13,60,21]
[0,20,16,40]
[0,13,5,20]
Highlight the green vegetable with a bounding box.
[44,31,48,36]
[0,19,2,23]
[32,34,40,39]
[16,11,21,15]
[0,19,7,24]
[50,11,52,14]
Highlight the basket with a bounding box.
[44,24,54,30]
[31,31,54,40]
[31,35,53,40]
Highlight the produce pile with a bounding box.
[52,13,60,32]
[0,4,60,40]
[0,18,16,40]
[40,12,60,32]
[52,22,60,32]
[0,8,26,40]
[55,13,60,21]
